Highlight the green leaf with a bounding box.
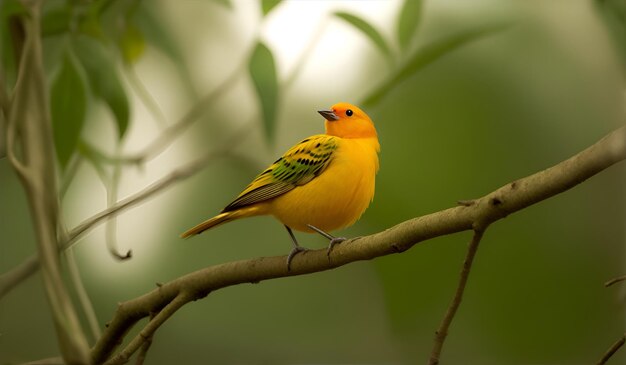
[119,23,145,64]
[73,36,130,139]
[334,11,392,60]
[42,5,72,36]
[51,53,87,168]
[261,0,281,16]
[248,42,279,143]
[397,0,422,51]
[362,24,509,107]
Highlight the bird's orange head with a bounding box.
[318,102,377,139]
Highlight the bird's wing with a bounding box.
[222,135,338,212]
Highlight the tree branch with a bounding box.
[597,334,626,365]
[9,3,91,363]
[88,125,626,363]
[66,126,249,246]
[117,57,246,165]
[0,69,9,116]
[66,247,101,342]
[428,229,484,365]
[124,65,168,129]
[605,274,626,287]
[101,292,191,365]
[0,125,250,300]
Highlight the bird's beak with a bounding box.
[318,109,339,121]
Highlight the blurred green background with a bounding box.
[1,0,625,364]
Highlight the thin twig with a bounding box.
[134,336,153,365]
[73,57,246,167]
[0,69,9,115]
[0,125,251,300]
[102,292,191,365]
[119,58,247,164]
[59,154,83,198]
[428,229,484,365]
[5,99,28,179]
[80,142,113,184]
[66,247,101,342]
[0,254,38,298]
[5,67,28,179]
[66,125,250,247]
[88,126,626,363]
[78,140,144,166]
[125,65,168,128]
[605,275,626,287]
[597,334,626,365]
[105,142,132,260]
[0,108,6,159]
[81,139,129,256]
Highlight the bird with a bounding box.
[180,102,380,270]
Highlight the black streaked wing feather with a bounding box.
[222,135,337,212]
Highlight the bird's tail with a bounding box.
[180,206,262,238]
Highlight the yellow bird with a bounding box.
[181,102,380,269]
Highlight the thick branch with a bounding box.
[90,126,626,363]
[10,4,90,363]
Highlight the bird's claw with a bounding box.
[327,237,346,257]
[287,245,309,271]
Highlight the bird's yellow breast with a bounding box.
[267,136,380,232]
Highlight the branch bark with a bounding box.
[88,125,626,363]
[8,3,90,363]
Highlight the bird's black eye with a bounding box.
[346,109,353,117]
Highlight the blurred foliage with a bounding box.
[334,11,393,63]
[0,0,625,364]
[362,23,507,107]
[249,41,279,143]
[50,52,87,168]
[211,0,232,10]
[595,0,626,67]
[397,0,422,51]
[72,35,129,139]
[261,0,281,16]
[2,0,500,166]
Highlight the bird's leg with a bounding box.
[306,224,346,257]
[285,225,308,271]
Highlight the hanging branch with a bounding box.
[428,229,484,365]
[84,125,625,364]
